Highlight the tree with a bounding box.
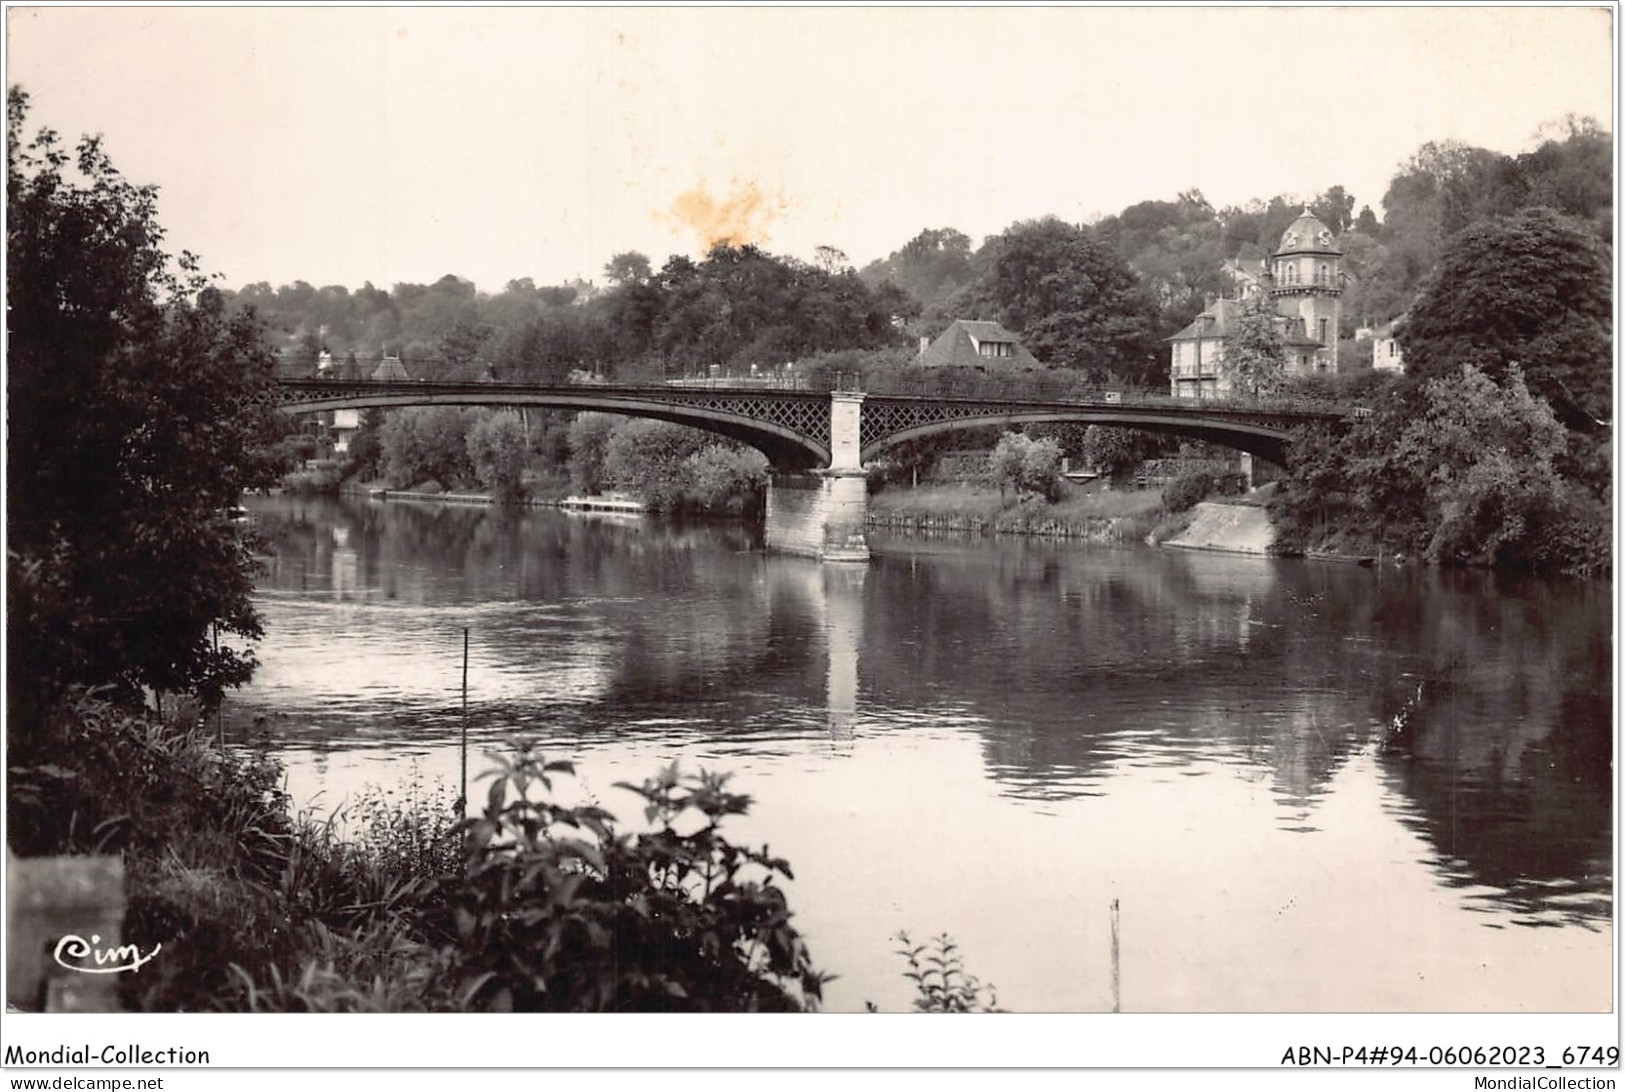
[1310,185,1358,235]
[682,445,768,515]
[466,412,530,503]
[1271,365,1605,573]
[1095,192,1228,340]
[7,88,283,733]
[1395,366,1574,567]
[960,217,1159,382]
[567,413,619,495]
[1224,292,1287,399]
[602,251,652,287]
[378,407,479,488]
[602,419,713,511]
[1399,207,1612,427]
[858,227,975,320]
[1079,425,1173,479]
[988,432,1063,502]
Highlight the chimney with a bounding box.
[918,336,930,357]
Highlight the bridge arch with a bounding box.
[858,403,1298,466]
[276,383,833,471]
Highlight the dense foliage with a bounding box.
[1222,291,1288,399]
[238,242,911,384]
[1271,366,1608,574]
[953,217,1160,383]
[600,418,768,514]
[987,432,1064,502]
[1398,207,1612,427]
[6,88,283,736]
[9,695,829,1013]
[465,412,531,503]
[438,747,827,1012]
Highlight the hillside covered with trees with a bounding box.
[236,117,1609,396]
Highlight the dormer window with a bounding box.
[978,340,1013,359]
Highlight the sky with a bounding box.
[4,6,1615,295]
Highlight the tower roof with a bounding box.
[1276,208,1340,256]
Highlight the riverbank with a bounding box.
[866,483,1169,544]
[1162,501,1275,556]
[337,477,574,508]
[864,481,1402,565]
[7,691,832,1013]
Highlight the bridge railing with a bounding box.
[273,362,1348,417]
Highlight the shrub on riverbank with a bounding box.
[1271,365,1611,576]
[1163,468,1248,513]
[8,692,828,1013]
[281,461,344,494]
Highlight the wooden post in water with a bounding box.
[460,628,470,815]
[1110,898,1121,1013]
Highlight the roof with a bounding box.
[1372,313,1408,339]
[1223,257,1266,281]
[1276,207,1341,256]
[371,356,410,381]
[1167,298,1327,350]
[918,319,1041,369]
[1166,298,1246,341]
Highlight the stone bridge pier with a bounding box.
[764,393,870,562]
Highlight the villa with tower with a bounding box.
[1167,208,1343,399]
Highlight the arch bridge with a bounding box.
[275,378,1346,561]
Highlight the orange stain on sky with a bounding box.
[662,181,784,253]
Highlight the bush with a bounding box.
[988,432,1064,503]
[9,695,829,1013]
[433,745,829,1012]
[6,691,301,1010]
[1162,470,1214,512]
[281,463,342,494]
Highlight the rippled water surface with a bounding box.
[223,495,1614,1013]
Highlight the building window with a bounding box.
[979,341,1012,358]
[1318,318,1328,344]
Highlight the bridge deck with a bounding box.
[273,378,1347,468]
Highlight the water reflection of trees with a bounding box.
[1371,571,1612,926]
[249,500,1611,926]
[860,538,1375,807]
[863,537,1611,925]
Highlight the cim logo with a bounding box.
[53,934,161,974]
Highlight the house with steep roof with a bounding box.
[1169,208,1345,399]
[918,319,1040,370]
[1167,299,1323,399]
[371,352,410,382]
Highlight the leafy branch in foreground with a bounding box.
[894,930,1003,1013]
[435,744,831,1011]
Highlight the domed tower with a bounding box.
[1268,208,1341,373]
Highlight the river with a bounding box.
[222,494,1613,1014]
